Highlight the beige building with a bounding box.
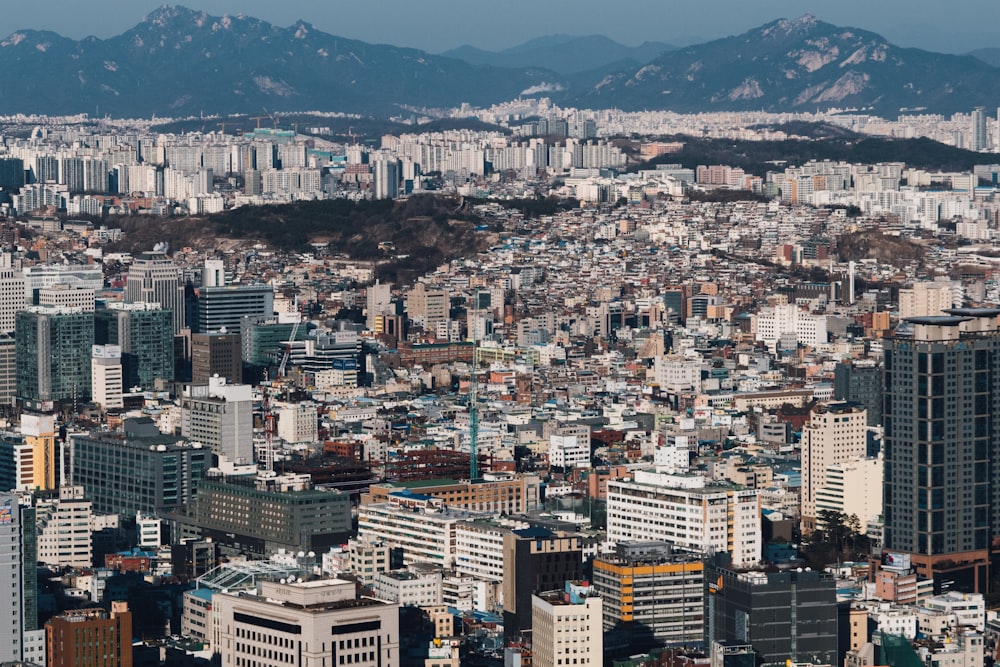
[364,474,540,515]
[531,583,602,667]
[800,402,868,532]
[898,281,958,319]
[213,578,400,667]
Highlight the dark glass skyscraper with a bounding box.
[882,309,1000,591]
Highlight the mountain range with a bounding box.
[440,35,674,75]
[1,6,999,119]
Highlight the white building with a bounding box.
[357,498,489,568]
[898,281,959,318]
[277,402,318,444]
[36,486,93,568]
[348,536,393,586]
[754,302,828,348]
[607,470,761,567]
[653,354,702,392]
[373,568,443,607]
[91,344,124,409]
[549,433,590,469]
[213,578,400,667]
[815,457,883,530]
[181,376,253,462]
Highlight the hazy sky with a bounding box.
[7,1,999,54]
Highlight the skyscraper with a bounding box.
[94,302,174,389]
[972,106,988,151]
[125,251,185,334]
[15,306,94,404]
[0,493,25,662]
[883,309,1000,591]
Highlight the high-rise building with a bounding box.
[191,331,242,384]
[800,402,868,532]
[213,578,399,667]
[125,251,185,334]
[897,281,959,319]
[502,527,583,640]
[532,582,602,667]
[0,253,26,334]
[91,345,124,409]
[407,283,450,332]
[705,556,837,666]
[0,492,36,663]
[69,417,209,517]
[972,106,988,151]
[195,284,274,333]
[15,306,94,404]
[592,542,704,649]
[181,376,253,462]
[366,281,392,331]
[833,360,883,427]
[883,310,1000,591]
[95,302,175,390]
[36,485,93,568]
[46,601,133,667]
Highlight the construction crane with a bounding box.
[277,316,301,378]
[468,295,480,481]
[250,115,268,129]
[216,121,228,134]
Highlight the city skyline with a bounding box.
[7,0,1000,57]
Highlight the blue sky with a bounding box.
[7,1,998,54]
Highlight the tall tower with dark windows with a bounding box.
[882,309,1000,591]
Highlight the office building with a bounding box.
[213,578,399,667]
[365,475,541,514]
[191,330,242,384]
[15,306,94,403]
[502,527,583,640]
[883,310,1000,591]
[407,283,450,332]
[358,495,489,567]
[800,402,868,532]
[705,556,837,666]
[179,470,352,556]
[276,401,318,444]
[897,282,958,319]
[833,360,883,426]
[591,542,704,649]
[69,417,209,517]
[0,334,16,405]
[91,344,124,409]
[0,492,37,663]
[532,582,602,667]
[196,284,273,333]
[46,601,133,667]
[37,284,95,311]
[366,281,392,330]
[181,376,253,462]
[814,457,883,530]
[95,302,174,390]
[241,314,307,366]
[35,485,93,568]
[607,470,761,567]
[973,106,988,151]
[0,253,26,334]
[125,250,185,334]
[0,413,58,492]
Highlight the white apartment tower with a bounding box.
[800,402,868,531]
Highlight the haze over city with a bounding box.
[10,0,1000,54]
